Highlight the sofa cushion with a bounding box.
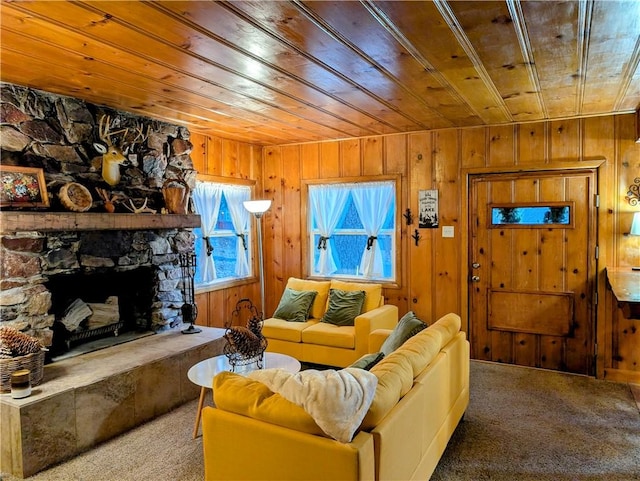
[321,288,366,326]
[248,367,377,443]
[285,278,331,320]
[350,352,385,370]
[213,371,325,436]
[380,311,428,356]
[330,280,382,313]
[360,351,414,430]
[262,318,319,342]
[272,287,318,322]
[427,312,462,346]
[360,320,446,430]
[301,322,356,349]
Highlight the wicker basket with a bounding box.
[0,350,45,393]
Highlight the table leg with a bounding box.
[193,386,207,439]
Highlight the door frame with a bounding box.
[459,159,605,374]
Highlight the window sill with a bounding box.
[195,275,258,294]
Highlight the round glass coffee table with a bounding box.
[187,352,301,438]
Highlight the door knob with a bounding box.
[471,275,480,282]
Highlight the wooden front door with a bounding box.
[469,170,597,375]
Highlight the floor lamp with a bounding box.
[243,200,271,314]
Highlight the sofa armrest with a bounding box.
[203,407,375,481]
[369,328,393,352]
[354,304,398,356]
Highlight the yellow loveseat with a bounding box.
[262,277,399,367]
[202,312,470,481]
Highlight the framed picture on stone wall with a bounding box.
[0,166,50,209]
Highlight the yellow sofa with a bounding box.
[202,312,470,481]
[262,277,399,367]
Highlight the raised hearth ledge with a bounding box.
[0,326,225,478]
[0,211,201,233]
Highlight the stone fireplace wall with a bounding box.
[0,82,199,348]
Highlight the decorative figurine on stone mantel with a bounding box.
[95,188,123,213]
[162,177,190,214]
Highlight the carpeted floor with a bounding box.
[2,360,639,481]
[431,361,640,481]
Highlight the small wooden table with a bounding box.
[187,352,301,438]
[606,267,640,319]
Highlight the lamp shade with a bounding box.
[243,200,271,215]
[630,212,640,236]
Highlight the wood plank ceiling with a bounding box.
[1,1,639,146]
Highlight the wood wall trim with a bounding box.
[460,158,606,176]
[196,173,256,186]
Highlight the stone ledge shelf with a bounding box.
[0,212,201,233]
[0,326,225,478]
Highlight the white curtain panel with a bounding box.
[192,181,223,283]
[309,184,350,275]
[225,185,251,277]
[351,181,394,278]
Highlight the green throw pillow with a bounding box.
[272,288,318,323]
[380,311,428,355]
[321,289,366,326]
[349,352,385,370]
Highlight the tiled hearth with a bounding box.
[0,326,225,479]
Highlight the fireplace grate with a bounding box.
[65,321,125,350]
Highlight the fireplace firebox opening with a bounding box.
[46,267,157,360]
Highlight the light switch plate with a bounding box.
[442,226,454,238]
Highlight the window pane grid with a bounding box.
[193,181,252,288]
[308,180,396,282]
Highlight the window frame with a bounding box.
[193,174,258,294]
[301,175,401,286]
[488,201,575,229]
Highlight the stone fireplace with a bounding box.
[0,82,201,357]
[0,84,226,480]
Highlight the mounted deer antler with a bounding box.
[93,115,129,186]
[121,122,150,166]
[123,197,157,214]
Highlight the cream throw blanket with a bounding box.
[248,368,378,443]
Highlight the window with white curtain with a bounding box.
[192,180,252,288]
[308,180,396,282]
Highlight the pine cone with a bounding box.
[0,326,43,356]
[247,317,263,338]
[224,326,262,357]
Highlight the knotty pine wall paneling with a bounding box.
[259,113,638,382]
[384,135,409,315]
[604,115,640,382]
[191,131,262,328]
[408,133,433,321]
[261,146,285,318]
[433,129,462,319]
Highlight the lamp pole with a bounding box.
[243,200,271,315]
[255,211,266,312]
